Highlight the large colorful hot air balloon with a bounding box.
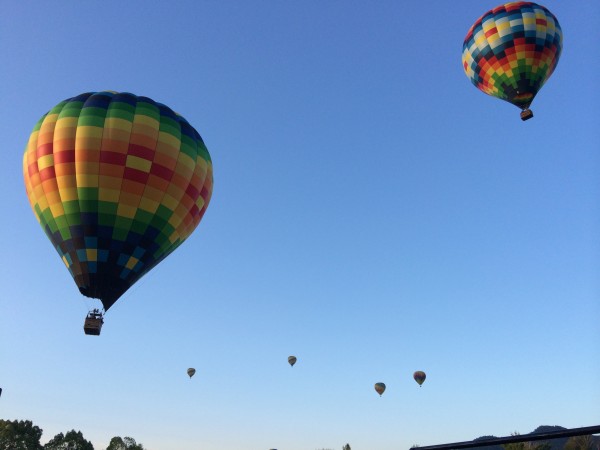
[462,2,562,120]
[288,356,297,367]
[23,92,213,335]
[413,371,426,387]
[374,382,386,396]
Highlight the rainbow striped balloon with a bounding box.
[23,92,213,311]
[462,2,562,113]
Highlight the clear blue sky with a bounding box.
[1,1,598,449]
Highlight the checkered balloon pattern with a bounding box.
[23,92,213,310]
[462,2,562,110]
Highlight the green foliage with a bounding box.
[44,430,94,450]
[343,445,352,450]
[0,419,43,450]
[106,436,144,450]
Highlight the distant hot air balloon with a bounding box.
[413,371,426,386]
[187,368,196,379]
[462,2,562,120]
[288,356,297,367]
[23,92,213,335]
[374,382,386,396]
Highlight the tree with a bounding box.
[0,419,43,450]
[502,433,552,450]
[106,436,144,450]
[565,435,598,450]
[343,445,351,450]
[44,430,94,450]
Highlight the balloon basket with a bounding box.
[83,310,104,336]
[520,109,533,121]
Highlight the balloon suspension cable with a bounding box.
[88,306,105,316]
[520,108,533,121]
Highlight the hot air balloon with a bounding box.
[413,371,426,386]
[374,382,386,396]
[288,356,297,367]
[23,92,213,335]
[187,368,196,379]
[462,2,562,121]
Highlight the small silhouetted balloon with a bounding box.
[288,356,297,367]
[374,382,386,396]
[187,368,196,379]
[413,371,426,386]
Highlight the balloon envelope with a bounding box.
[462,2,562,111]
[374,382,386,396]
[288,356,297,367]
[187,368,196,378]
[23,92,213,311]
[413,370,426,386]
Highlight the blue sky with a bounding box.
[1,1,598,449]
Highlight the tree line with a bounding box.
[502,434,600,450]
[0,419,144,450]
[3,419,597,450]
